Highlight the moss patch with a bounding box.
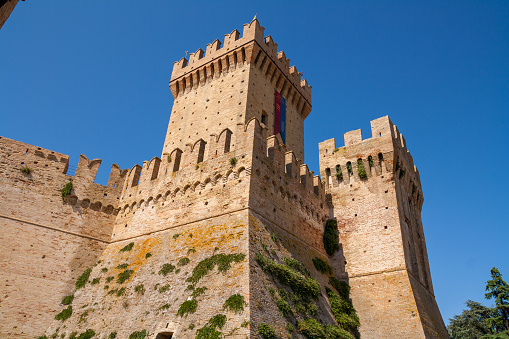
[129,330,147,339]
[223,293,247,313]
[323,219,340,256]
[60,181,73,200]
[186,253,246,285]
[312,257,333,275]
[61,295,74,305]
[258,323,277,339]
[255,253,320,299]
[117,269,134,284]
[55,306,72,321]
[119,242,134,252]
[177,299,198,317]
[178,257,190,266]
[159,263,175,276]
[76,268,92,290]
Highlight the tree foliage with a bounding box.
[448,268,509,339]
[485,267,509,334]
[448,300,495,338]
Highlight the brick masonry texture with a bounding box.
[0,19,447,338]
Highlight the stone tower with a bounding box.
[319,116,449,338]
[0,19,447,339]
[162,20,310,162]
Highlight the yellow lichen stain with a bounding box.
[131,237,162,268]
[104,237,163,287]
[174,220,247,252]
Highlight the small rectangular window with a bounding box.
[261,111,268,125]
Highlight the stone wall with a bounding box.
[0,137,118,338]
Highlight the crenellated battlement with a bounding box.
[169,19,311,115]
[0,136,129,216]
[0,136,69,173]
[116,118,325,225]
[318,116,423,210]
[248,118,328,227]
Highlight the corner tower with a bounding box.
[319,116,448,338]
[163,19,311,162]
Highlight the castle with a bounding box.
[0,19,448,338]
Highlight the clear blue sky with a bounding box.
[1,1,507,325]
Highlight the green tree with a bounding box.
[447,300,495,338]
[485,267,509,334]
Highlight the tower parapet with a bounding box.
[169,19,311,108]
[319,116,423,211]
[163,19,312,161]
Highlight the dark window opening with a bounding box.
[241,47,246,62]
[172,149,183,172]
[156,332,173,339]
[261,110,268,125]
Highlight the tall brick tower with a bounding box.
[162,20,311,162]
[319,116,449,338]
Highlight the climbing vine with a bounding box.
[55,306,72,321]
[196,314,227,339]
[346,162,353,176]
[255,253,320,299]
[186,253,246,285]
[119,242,134,252]
[357,159,367,180]
[223,293,247,313]
[258,323,277,339]
[312,257,333,275]
[323,219,340,256]
[326,287,360,333]
[76,268,92,289]
[335,165,343,181]
[60,180,73,200]
[177,299,198,317]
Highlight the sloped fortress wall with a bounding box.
[319,116,448,338]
